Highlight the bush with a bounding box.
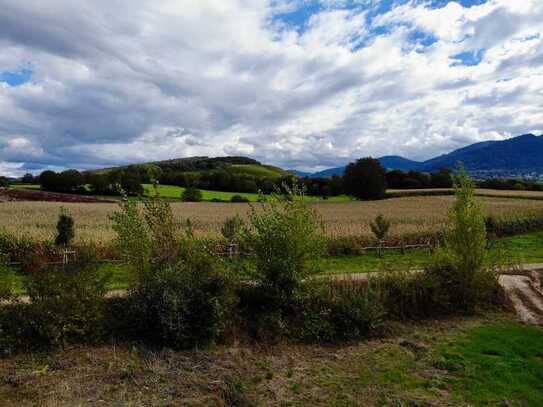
[294,281,386,342]
[23,258,110,348]
[370,214,391,242]
[422,168,499,315]
[230,195,250,203]
[243,184,324,304]
[110,191,152,276]
[128,238,235,349]
[221,215,244,243]
[182,187,203,202]
[55,207,75,247]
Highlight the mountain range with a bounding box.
[297,133,543,178]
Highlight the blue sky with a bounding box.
[0,68,32,86]
[0,0,542,175]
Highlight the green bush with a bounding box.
[221,215,244,243]
[370,214,391,242]
[55,207,75,247]
[230,195,249,203]
[433,168,498,313]
[294,281,386,342]
[23,259,110,348]
[128,238,235,349]
[111,188,179,278]
[243,184,324,304]
[182,187,203,202]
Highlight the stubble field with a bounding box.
[1,195,543,243]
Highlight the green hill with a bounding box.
[90,156,288,178]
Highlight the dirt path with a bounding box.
[499,271,543,326]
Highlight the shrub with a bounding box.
[110,191,152,277]
[325,236,364,256]
[182,187,203,202]
[370,214,391,242]
[243,184,324,304]
[143,188,179,265]
[128,238,235,349]
[221,215,244,243]
[230,195,250,203]
[0,251,14,302]
[422,167,499,315]
[55,207,75,247]
[23,258,110,348]
[295,280,386,342]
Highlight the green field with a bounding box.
[8,183,352,202]
[10,183,41,190]
[143,183,353,202]
[228,163,288,177]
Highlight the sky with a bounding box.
[0,0,542,176]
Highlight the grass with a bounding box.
[228,163,287,178]
[10,183,41,190]
[143,183,261,201]
[437,322,543,405]
[0,315,540,405]
[143,183,353,202]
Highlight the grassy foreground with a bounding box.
[0,315,541,406]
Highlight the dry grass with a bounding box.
[388,188,543,199]
[1,196,543,243]
[0,315,506,406]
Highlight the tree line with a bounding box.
[8,158,456,200]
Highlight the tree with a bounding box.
[430,168,453,188]
[385,170,406,189]
[57,170,84,192]
[343,157,386,200]
[181,187,203,202]
[55,207,75,247]
[39,170,59,191]
[0,176,9,187]
[370,214,391,242]
[21,173,35,184]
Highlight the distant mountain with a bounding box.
[296,133,543,178]
[307,156,422,178]
[421,134,543,172]
[311,166,346,178]
[379,156,423,171]
[288,170,312,177]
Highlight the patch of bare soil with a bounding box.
[499,271,543,326]
[0,188,114,203]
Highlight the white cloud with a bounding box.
[0,0,542,175]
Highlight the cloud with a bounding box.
[0,0,542,175]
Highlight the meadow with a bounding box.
[1,194,543,243]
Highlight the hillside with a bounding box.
[303,133,543,177]
[421,134,543,172]
[91,156,288,178]
[379,156,423,171]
